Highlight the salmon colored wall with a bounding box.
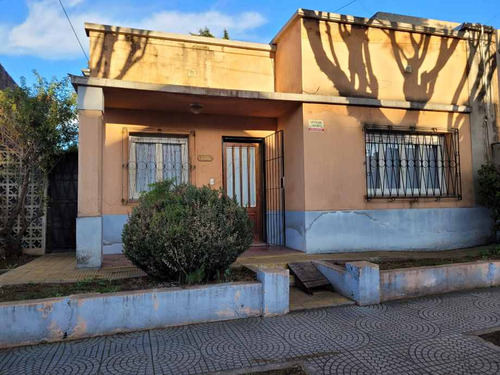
[88,31,275,92]
[102,108,277,215]
[78,110,103,217]
[275,18,302,93]
[278,105,305,211]
[302,103,474,211]
[300,18,469,105]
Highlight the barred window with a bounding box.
[365,128,461,199]
[128,135,189,200]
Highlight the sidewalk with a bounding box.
[0,287,499,374]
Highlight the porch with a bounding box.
[74,75,298,268]
[0,245,488,285]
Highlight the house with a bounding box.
[0,64,16,90]
[72,9,500,268]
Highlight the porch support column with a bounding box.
[76,86,104,268]
[493,28,500,167]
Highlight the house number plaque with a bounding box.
[197,154,214,162]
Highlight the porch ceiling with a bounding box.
[71,75,471,116]
[103,87,298,118]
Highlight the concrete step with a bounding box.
[289,287,354,312]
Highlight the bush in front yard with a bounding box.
[122,181,253,283]
[477,163,500,241]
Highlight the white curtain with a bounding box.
[162,143,183,184]
[136,143,156,192]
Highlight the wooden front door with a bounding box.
[223,141,263,242]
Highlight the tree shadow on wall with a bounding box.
[90,26,150,80]
[303,12,467,126]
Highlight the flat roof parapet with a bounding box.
[272,8,468,44]
[372,12,461,30]
[84,22,276,52]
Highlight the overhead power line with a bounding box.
[333,0,358,13]
[58,0,89,62]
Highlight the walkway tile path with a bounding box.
[0,253,145,285]
[1,288,499,374]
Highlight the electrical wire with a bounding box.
[58,0,89,61]
[333,0,358,13]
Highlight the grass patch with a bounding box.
[371,246,500,270]
[0,267,256,303]
[0,254,39,270]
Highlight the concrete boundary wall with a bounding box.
[380,261,500,302]
[314,261,380,306]
[0,268,289,348]
[315,260,500,305]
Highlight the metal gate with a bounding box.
[46,151,78,252]
[264,131,285,246]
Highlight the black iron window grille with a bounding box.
[128,135,189,200]
[364,127,461,200]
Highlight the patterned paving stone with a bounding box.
[1,287,500,374]
[152,341,204,375]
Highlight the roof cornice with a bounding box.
[271,8,469,44]
[70,75,471,114]
[84,23,276,53]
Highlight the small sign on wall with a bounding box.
[197,154,214,162]
[308,120,324,132]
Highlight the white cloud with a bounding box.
[0,0,112,59]
[139,10,266,38]
[0,0,267,60]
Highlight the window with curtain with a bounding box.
[128,135,189,200]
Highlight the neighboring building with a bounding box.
[72,9,500,268]
[0,64,16,90]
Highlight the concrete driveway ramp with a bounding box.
[288,261,331,295]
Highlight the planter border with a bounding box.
[0,267,289,348]
[315,260,500,305]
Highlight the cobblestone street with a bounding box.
[1,287,499,374]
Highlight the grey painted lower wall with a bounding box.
[313,260,500,305]
[314,260,380,306]
[380,261,500,302]
[102,214,128,255]
[0,268,289,348]
[76,216,102,268]
[286,207,492,253]
[380,261,500,301]
[83,208,492,259]
[76,215,128,267]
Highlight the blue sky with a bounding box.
[1,0,499,86]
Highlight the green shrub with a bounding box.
[477,163,500,241]
[122,181,253,283]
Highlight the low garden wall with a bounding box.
[380,261,500,302]
[0,268,289,348]
[314,260,500,305]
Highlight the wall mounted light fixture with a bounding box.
[189,103,204,114]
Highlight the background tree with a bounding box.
[190,27,230,39]
[477,163,500,242]
[0,73,77,259]
[190,27,214,38]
